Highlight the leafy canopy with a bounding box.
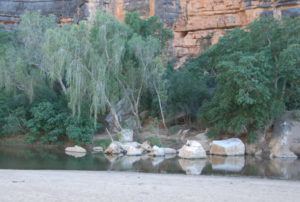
[198,17,300,141]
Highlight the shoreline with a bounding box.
[1,170,300,202]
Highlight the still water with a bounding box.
[1,146,300,180]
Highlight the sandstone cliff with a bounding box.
[1,0,300,62]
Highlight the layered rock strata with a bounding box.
[1,0,300,62]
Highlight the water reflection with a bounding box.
[165,154,177,159]
[65,151,86,158]
[211,156,245,172]
[1,146,300,180]
[178,159,207,175]
[151,157,165,167]
[267,158,300,180]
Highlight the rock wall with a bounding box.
[1,0,300,62]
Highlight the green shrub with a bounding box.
[26,102,97,144]
[95,139,111,149]
[66,117,95,144]
[0,91,28,137]
[145,136,164,147]
[26,102,67,143]
[2,107,26,136]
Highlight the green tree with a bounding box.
[198,17,300,141]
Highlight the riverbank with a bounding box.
[0,170,300,202]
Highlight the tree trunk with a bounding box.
[154,84,167,129]
[105,96,123,131]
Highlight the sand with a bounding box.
[0,169,300,202]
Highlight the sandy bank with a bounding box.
[0,169,300,202]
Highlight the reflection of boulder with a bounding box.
[211,156,245,172]
[178,159,207,175]
[65,145,86,153]
[141,154,151,161]
[165,154,177,159]
[106,155,141,170]
[151,157,165,167]
[119,156,141,169]
[268,158,300,179]
[92,147,104,152]
[210,138,245,156]
[105,154,120,164]
[65,151,86,158]
[178,140,207,159]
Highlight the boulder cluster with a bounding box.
[65,128,247,159]
[102,137,246,159]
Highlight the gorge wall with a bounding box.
[1,0,300,63]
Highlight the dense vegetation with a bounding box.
[193,17,300,141]
[0,11,172,144]
[0,11,299,144]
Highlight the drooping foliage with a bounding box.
[0,11,173,143]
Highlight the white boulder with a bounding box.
[92,146,104,152]
[210,138,245,156]
[178,140,207,159]
[65,145,86,153]
[269,114,300,158]
[163,148,177,154]
[126,146,144,156]
[104,141,124,154]
[141,141,152,152]
[150,145,165,156]
[121,142,141,151]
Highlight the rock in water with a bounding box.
[119,129,133,142]
[290,143,300,157]
[163,148,177,154]
[126,146,144,156]
[121,142,141,151]
[65,145,86,153]
[141,141,152,152]
[269,113,300,158]
[92,147,104,152]
[150,146,165,156]
[104,141,124,154]
[210,138,245,156]
[178,140,207,159]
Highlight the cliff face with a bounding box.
[1,0,300,61]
